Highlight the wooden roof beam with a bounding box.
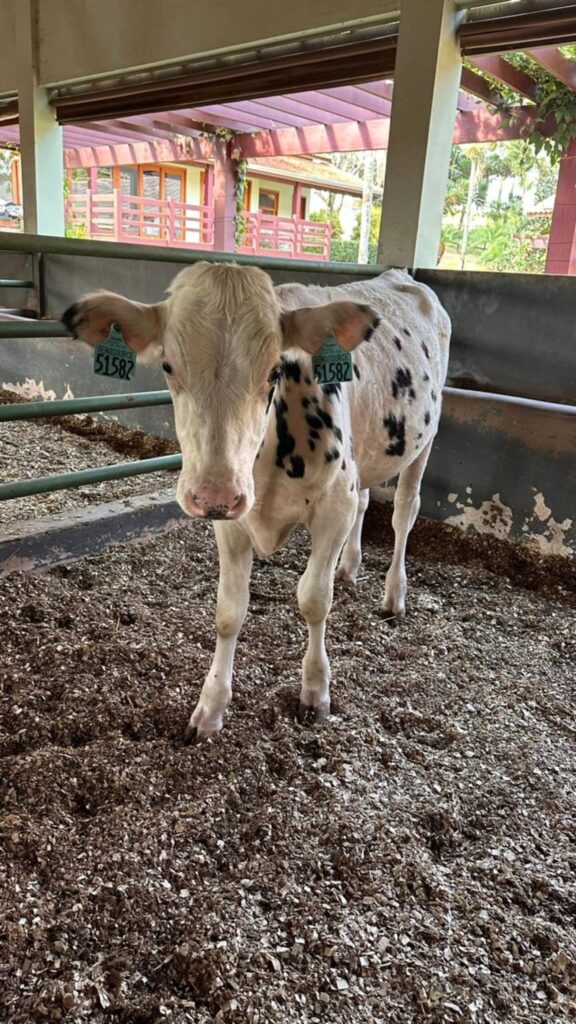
[64,136,215,168]
[468,54,539,102]
[527,46,576,91]
[460,66,502,107]
[235,106,556,158]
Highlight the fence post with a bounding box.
[112,189,121,242]
[167,198,175,245]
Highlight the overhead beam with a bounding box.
[63,136,215,169]
[0,100,19,127]
[461,7,576,53]
[235,104,555,158]
[468,54,538,102]
[460,66,501,106]
[236,119,391,157]
[528,46,576,91]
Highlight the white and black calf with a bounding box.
[63,264,450,740]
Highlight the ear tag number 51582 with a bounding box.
[93,323,136,381]
[312,335,353,385]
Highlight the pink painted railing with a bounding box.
[65,191,332,260]
[237,211,332,260]
[66,191,214,249]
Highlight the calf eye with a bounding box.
[268,366,281,384]
[162,361,173,375]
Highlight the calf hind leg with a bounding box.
[382,441,432,622]
[336,487,369,584]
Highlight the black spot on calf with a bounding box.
[394,336,402,351]
[287,455,305,478]
[324,447,340,463]
[282,359,302,384]
[421,341,430,359]
[353,364,360,380]
[383,412,406,457]
[392,367,415,402]
[305,413,324,432]
[322,383,341,399]
[317,409,334,430]
[424,411,431,426]
[274,398,296,468]
[301,396,310,409]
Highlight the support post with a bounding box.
[292,182,303,218]
[213,141,237,253]
[377,0,462,269]
[545,140,576,275]
[16,0,65,236]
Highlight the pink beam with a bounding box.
[237,120,391,158]
[545,138,576,275]
[64,137,215,168]
[208,99,314,129]
[235,107,553,158]
[460,66,501,107]
[468,55,538,102]
[287,88,389,124]
[528,46,576,90]
[238,96,332,126]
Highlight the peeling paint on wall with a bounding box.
[445,492,514,541]
[445,488,574,558]
[523,489,573,558]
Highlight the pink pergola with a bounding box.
[1,44,575,271]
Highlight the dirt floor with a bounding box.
[0,391,178,527]
[0,485,575,1023]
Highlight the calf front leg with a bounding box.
[297,493,357,721]
[185,522,252,742]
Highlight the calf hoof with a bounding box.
[297,701,330,726]
[380,604,406,628]
[184,708,224,744]
[335,564,358,586]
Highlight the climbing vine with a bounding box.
[467,50,576,164]
[194,126,249,244]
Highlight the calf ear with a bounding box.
[62,292,165,357]
[281,301,380,354]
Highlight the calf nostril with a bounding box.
[231,494,242,508]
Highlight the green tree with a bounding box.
[351,203,381,245]
[309,208,344,240]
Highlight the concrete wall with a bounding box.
[0,0,398,94]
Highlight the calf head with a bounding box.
[63,262,379,520]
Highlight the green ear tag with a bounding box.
[312,335,353,386]
[93,323,136,381]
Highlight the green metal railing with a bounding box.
[0,279,35,289]
[0,230,387,276]
[0,390,172,421]
[0,454,182,502]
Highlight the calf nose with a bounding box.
[185,485,246,520]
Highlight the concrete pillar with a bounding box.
[545,140,576,275]
[16,0,65,236]
[377,0,462,269]
[213,141,237,253]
